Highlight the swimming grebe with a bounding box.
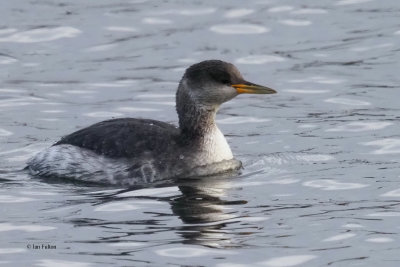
[28,60,276,186]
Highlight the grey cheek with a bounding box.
[222,87,238,102]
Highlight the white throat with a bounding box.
[197,126,233,164]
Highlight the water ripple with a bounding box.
[0,195,36,203]
[105,26,137,32]
[324,98,371,106]
[361,139,400,154]
[268,6,294,13]
[260,255,317,267]
[84,111,123,118]
[0,248,26,254]
[94,201,140,212]
[326,121,392,132]
[142,17,173,25]
[365,237,394,243]
[224,9,255,18]
[323,233,356,242]
[0,128,13,137]
[155,246,234,258]
[217,116,270,124]
[381,188,400,197]
[0,223,55,232]
[303,180,369,190]
[0,27,81,43]
[291,9,327,15]
[236,55,286,64]
[336,0,374,5]
[0,55,18,64]
[279,20,312,26]
[210,24,269,34]
[36,259,92,267]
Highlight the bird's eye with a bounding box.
[210,71,231,85]
[221,79,230,85]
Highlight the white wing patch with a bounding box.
[27,145,138,186]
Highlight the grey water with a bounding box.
[1,0,400,266]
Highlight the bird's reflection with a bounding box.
[65,172,247,250]
[171,173,247,248]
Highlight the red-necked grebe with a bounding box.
[28,60,277,186]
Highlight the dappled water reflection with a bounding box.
[172,176,247,248]
[65,174,249,250]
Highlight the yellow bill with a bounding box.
[232,82,277,94]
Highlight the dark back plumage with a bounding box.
[55,118,179,158]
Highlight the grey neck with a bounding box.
[176,86,218,140]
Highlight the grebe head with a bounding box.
[176,60,277,136]
[177,60,276,108]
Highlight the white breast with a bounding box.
[197,126,234,164]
